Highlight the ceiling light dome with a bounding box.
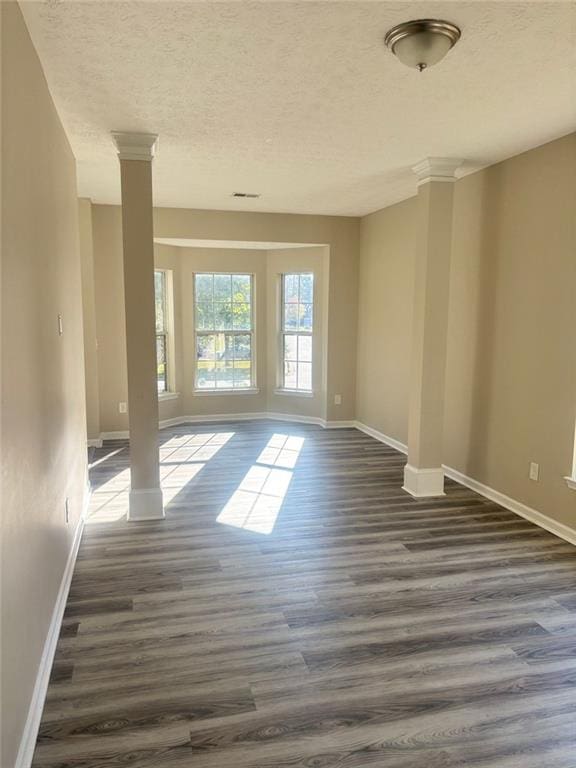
[384,19,461,72]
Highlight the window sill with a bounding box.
[193,388,260,396]
[158,392,180,401]
[565,476,576,491]
[274,388,314,398]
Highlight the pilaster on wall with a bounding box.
[78,198,101,442]
[403,158,461,498]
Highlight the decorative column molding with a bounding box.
[112,132,158,162]
[112,131,164,521]
[403,157,463,498]
[412,157,462,186]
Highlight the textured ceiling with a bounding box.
[21,1,576,216]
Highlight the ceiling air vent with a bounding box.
[232,192,260,199]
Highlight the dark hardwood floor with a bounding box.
[33,420,576,767]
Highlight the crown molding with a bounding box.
[111,132,158,162]
[412,157,463,186]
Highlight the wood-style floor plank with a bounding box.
[32,420,576,767]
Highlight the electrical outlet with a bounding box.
[529,462,540,481]
[334,394,342,405]
[65,497,70,524]
[119,402,127,414]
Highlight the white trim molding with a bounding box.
[274,388,314,398]
[403,464,445,497]
[87,438,103,448]
[193,388,260,397]
[111,131,158,161]
[565,476,576,491]
[412,157,462,186]
[128,488,165,521]
[158,391,180,402]
[15,485,90,768]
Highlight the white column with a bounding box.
[403,158,461,497]
[112,132,164,520]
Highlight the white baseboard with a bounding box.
[443,465,576,547]
[354,421,408,454]
[87,438,103,448]
[99,412,357,440]
[99,429,129,440]
[15,484,90,768]
[354,420,576,547]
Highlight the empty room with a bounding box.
[2,1,576,767]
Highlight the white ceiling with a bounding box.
[21,1,576,217]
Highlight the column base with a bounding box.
[128,488,165,521]
[403,464,445,498]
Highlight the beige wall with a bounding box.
[90,204,359,431]
[1,3,87,765]
[357,134,576,529]
[356,197,416,440]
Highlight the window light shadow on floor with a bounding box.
[86,432,234,523]
[217,434,304,534]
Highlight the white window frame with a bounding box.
[154,269,174,396]
[278,272,314,395]
[193,272,257,394]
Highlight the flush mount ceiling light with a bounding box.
[384,19,461,72]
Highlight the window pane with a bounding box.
[284,274,299,303]
[155,271,166,333]
[299,273,313,303]
[223,334,235,361]
[215,361,234,388]
[232,274,251,303]
[195,273,253,390]
[284,361,297,389]
[284,303,299,331]
[233,303,251,331]
[197,334,215,360]
[213,274,232,301]
[298,334,312,362]
[234,334,251,360]
[299,303,313,331]
[213,332,226,361]
[233,360,251,388]
[156,334,167,392]
[197,360,215,389]
[196,302,214,330]
[298,362,312,390]
[214,301,233,330]
[195,274,213,303]
[284,334,297,361]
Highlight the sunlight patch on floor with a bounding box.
[86,431,234,523]
[217,434,304,534]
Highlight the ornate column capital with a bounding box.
[111,132,158,162]
[412,157,462,186]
